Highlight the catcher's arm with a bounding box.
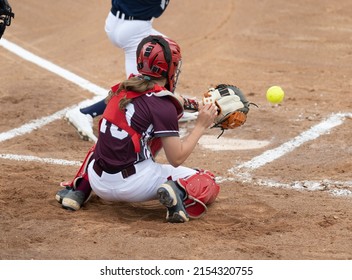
[162,103,218,166]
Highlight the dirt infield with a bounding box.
[1,0,352,260]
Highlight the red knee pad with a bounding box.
[177,170,220,219]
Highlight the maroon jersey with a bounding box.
[94,93,179,171]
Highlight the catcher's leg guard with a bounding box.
[177,170,220,219]
[55,145,95,204]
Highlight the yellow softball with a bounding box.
[266,86,285,104]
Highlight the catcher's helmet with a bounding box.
[0,0,14,39]
[136,35,182,92]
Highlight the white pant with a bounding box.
[88,158,196,203]
[104,11,165,77]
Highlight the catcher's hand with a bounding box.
[203,84,256,136]
[0,0,14,39]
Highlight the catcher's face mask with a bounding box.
[136,35,182,92]
[0,21,5,38]
[171,59,182,93]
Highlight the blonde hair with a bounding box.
[105,76,162,110]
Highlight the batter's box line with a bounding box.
[0,153,81,166]
[220,112,352,197]
[229,112,352,172]
[0,96,104,143]
[0,40,111,143]
[216,175,352,198]
[0,39,107,97]
[1,152,351,197]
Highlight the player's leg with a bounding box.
[65,96,115,142]
[61,174,93,211]
[56,146,95,210]
[64,106,98,142]
[73,10,125,124]
[64,12,125,142]
[79,99,107,117]
[156,165,220,223]
[86,158,219,222]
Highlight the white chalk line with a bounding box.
[1,39,351,197]
[225,112,352,197]
[230,112,352,172]
[0,153,81,166]
[0,39,108,143]
[216,176,352,197]
[0,96,104,143]
[0,108,66,143]
[0,39,107,96]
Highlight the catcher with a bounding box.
[0,0,14,39]
[56,35,253,223]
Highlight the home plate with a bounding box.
[199,135,270,151]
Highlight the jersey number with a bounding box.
[99,104,135,140]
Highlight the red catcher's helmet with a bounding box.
[136,35,182,92]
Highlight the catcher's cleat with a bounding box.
[55,187,71,204]
[157,181,189,223]
[178,111,198,122]
[62,190,92,211]
[65,107,97,142]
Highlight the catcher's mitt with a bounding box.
[203,84,256,137]
[0,0,14,39]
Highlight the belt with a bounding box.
[110,7,152,21]
[93,161,136,179]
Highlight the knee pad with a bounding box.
[177,170,220,219]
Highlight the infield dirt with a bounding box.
[1,0,352,260]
